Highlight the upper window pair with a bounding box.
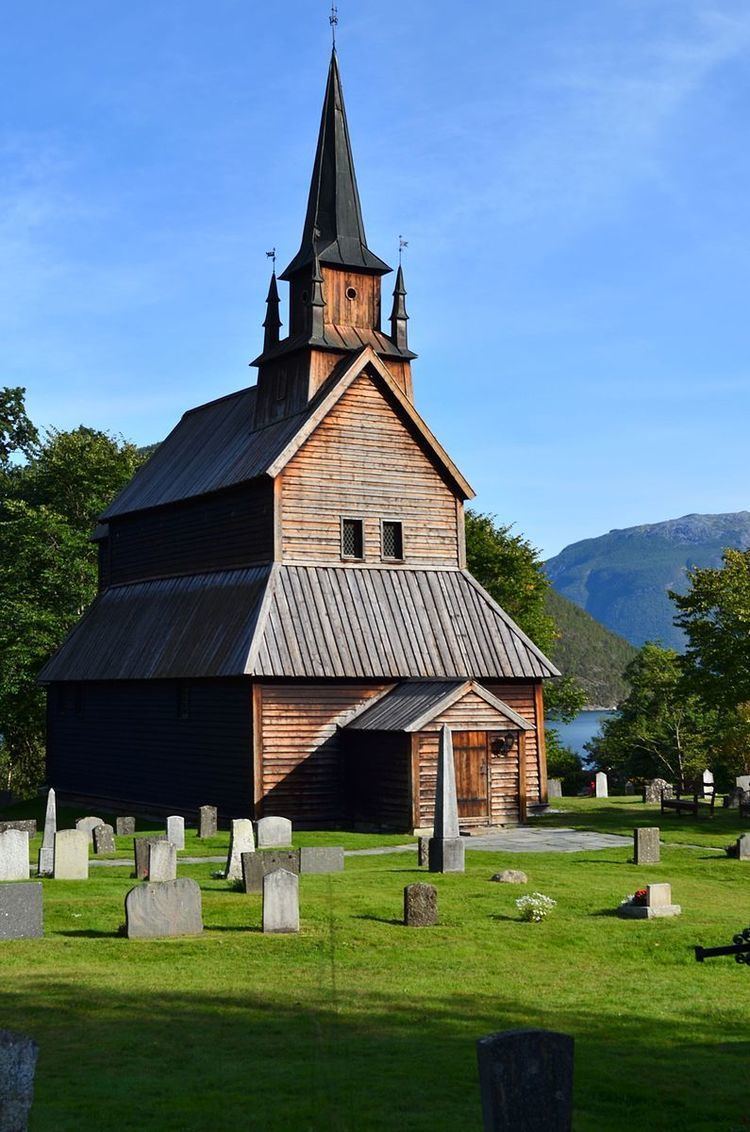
[341,518,403,561]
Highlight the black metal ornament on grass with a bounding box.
[695,927,750,965]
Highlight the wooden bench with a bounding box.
[661,784,716,818]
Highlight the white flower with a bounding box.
[515,892,557,922]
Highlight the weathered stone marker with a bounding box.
[93,824,116,855]
[476,1028,574,1131]
[299,846,344,875]
[225,819,255,880]
[116,817,135,837]
[241,850,300,894]
[256,816,293,848]
[166,816,185,851]
[736,775,750,793]
[618,882,681,919]
[148,840,177,882]
[133,836,166,881]
[404,883,437,927]
[125,878,203,939]
[75,816,105,845]
[417,836,430,867]
[53,829,89,880]
[428,725,465,873]
[0,1030,39,1131]
[737,834,750,861]
[0,831,30,883]
[198,805,217,839]
[702,768,714,797]
[37,788,56,877]
[595,772,608,798]
[644,778,673,804]
[0,821,35,836]
[262,868,299,933]
[0,883,43,941]
[633,827,660,865]
[547,778,563,799]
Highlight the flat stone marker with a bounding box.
[116,817,135,837]
[125,878,203,940]
[262,868,299,934]
[595,772,608,798]
[299,846,344,875]
[0,1029,39,1132]
[53,829,89,880]
[38,788,56,877]
[241,850,300,894]
[418,836,430,867]
[633,827,660,865]
[93,824,115,855]
[198,805,217,839]
[166,816,185,851]
[75,816,105,845]
[256,816,293,849]
[0,883,43,941]
[148,840,177,882]
[225,819,255,880]
[0,831,30,883]
[476,1028,574,1131]
[133,836,166,881]
[547,778,562,799]
[404,883,437,927]
[737,834,750,861]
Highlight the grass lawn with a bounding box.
[0,798,748,1130]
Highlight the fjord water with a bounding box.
[551,710,615,756]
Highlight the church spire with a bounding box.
[389,264,409,352]
[262,271,282,351]
[281,50,390,280]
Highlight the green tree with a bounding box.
[0,386,38,466]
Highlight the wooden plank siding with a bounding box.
[484,681,545,806]
[279,373,460,565]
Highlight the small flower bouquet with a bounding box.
[516,892,557,922]
[620,888,648,908]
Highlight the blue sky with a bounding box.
[2,0,750,557]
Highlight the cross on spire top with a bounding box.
[330,4,338,48]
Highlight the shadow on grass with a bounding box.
[56,929,122,939]
[353,913,402,926]
[204,925,263,934]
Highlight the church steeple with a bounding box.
[281,50,390,280]
[389,264,409,353]
[262,271,282,351]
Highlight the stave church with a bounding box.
[40,48,559,831]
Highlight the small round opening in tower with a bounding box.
[346,286,357,301]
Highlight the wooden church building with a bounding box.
[40,50,559,831]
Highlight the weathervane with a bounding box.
[330,4,338,48]
[398,235,409,265]
[266,247,276,271]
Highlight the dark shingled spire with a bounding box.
[389,264,409,352]
[262,272,282,351]
[281,50,391,280]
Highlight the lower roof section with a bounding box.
[39,564,559,683]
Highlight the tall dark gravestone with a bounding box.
[476,1028,574,1131]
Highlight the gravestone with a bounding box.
[37,788,56,878]
[0,883,43,941]
[133,836,166,881]
[428,725,465,874]
[633,827,660,865]
[166,816,185,851]
[737,834,750,861]
[547,778,562,799]
[0,1030,39,1132]
[595,772,608,798]
[404,883,437,927]
[148,840,177,882]
[702,768,714,798]
[198,805,217,839]
[0,831,29,883]
[624,781,635,795]
[724,788,747,810]
[225,819,255,880]
[736,775,750,793]
[93,824,115,855]
[256,816,293,849]
[299,846,344,875]
[491,870,528,884]
[262,868,299,934]
[476,1028,574,1132]
[125,878,203,939]
[241,850,300,894]
[53,829,89,880]
[618,882,681,919]
[0,821,36,836]
[116,817,135,837]
[75,816,105,845]
[418,836,430,867]
[644,778,674,804]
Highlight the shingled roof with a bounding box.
[345,680,534,732]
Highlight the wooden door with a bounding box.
[453,731,489,819]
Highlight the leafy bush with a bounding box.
[516,892,557,922]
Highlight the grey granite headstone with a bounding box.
[617,882,681,919]
[148,840,177,882]
[644,778,673,804]
[166,816,185,851]
[595,772,608,798]
[125,878,203,939]
[37,788,56,877]
[133,836,166,881]
[0,831,29,883]
[404,883,437,927]
[418,836,430,867]
[93,824,115,855]
[0,821,36,836]
[633,827,660,865]
[724,787,746,809]
[476,1028,574,1131]
[241,850,300,894]
[547,778,562,799]
[0,1030,39,1132]
[53,829,89,880]
[225,819,255,880]
[262,868,299,934]
[75,816,105,845]
[116,817,135,837]
[299,846,344,875]
[429,725,465,874]
[429,837,465,872]
[737,834,750,861]
[198,806,217,839]
[0,883,43,941]
[256,816,293,848]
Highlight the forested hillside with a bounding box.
[546,588,635,708]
